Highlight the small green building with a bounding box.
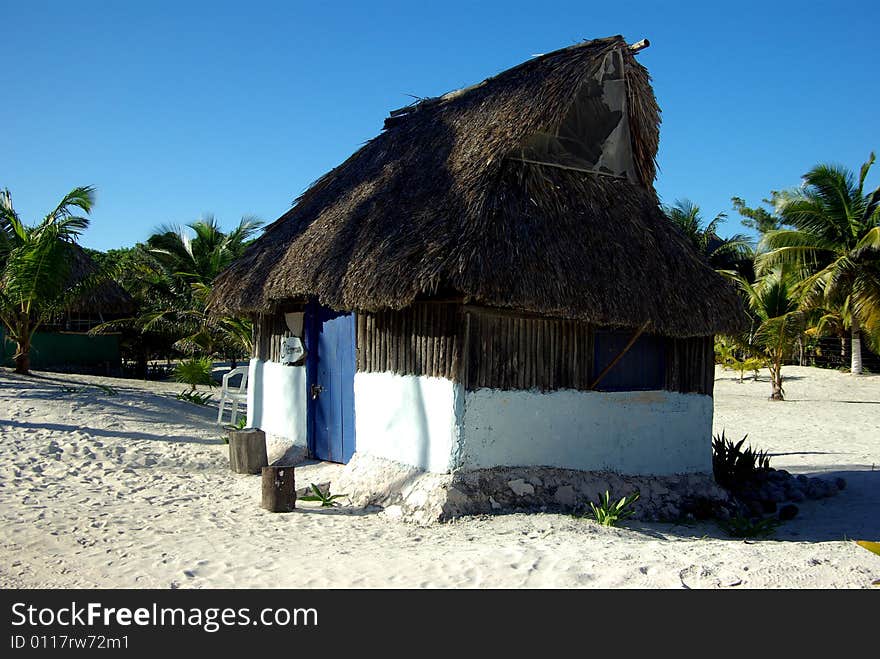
[1,244,132,374]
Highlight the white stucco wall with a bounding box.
[353,372,462,473]
[249,356,712,476]
[458,388,713,475]
[247,358,307,450]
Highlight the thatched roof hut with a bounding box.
[64,244,133,315]
[212,36,748,507]
[0,244,133,372]
[211,35,746,337]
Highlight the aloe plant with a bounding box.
[175,390,212,405]
[299,483,348,508]
[712,431,771,489]
[719,514,780,538]
[588,490,640,526]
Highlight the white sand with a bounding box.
[0,365,878,589]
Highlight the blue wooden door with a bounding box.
[306,305,356,463]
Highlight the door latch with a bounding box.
[310,384,325,400]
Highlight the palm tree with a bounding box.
[730,267,805,400]
[664,199,753,274]
[759,153,880,374]
[92,215,262,365]
[803,303,851,367]
[0,186,96,374]
[146,216,262,358]
[146,215,262,286]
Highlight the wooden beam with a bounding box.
[629,39,650,53]
[589,322,650,390]
[462,304,577,323]
[505,157,629,179]
[461,310,471,386]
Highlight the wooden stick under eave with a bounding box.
[589,321,650,390]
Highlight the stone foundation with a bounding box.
[334,453,731,524]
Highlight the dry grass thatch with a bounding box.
[64,244,133,314]
[211,35,748,337]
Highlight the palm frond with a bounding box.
[857,152,876,195]
[225,216,264,247]
[792,265,833,310]
[851,259,880,347]
[755,245,825,279]
[855,226,880,251]
[3,235,73,314]
[87,316,140,335]
[43,186,95,225]
[147,225,197,272]
[0,188,22,260]
[753,310,805,349]
[809,310,847,338]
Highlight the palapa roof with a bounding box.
[64,244,133,314]
[211,35,747,337]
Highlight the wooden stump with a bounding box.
[228,428,268,474]
[261,466,296,512]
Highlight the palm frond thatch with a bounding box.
[63,244,134,314]
[210,35,747,337]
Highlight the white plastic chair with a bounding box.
[217,366,248,425]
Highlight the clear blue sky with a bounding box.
[3,0,878,251]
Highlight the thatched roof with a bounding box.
[211,35,747,337]
[65,244,133,314]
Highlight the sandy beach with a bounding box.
[0,364,878,589]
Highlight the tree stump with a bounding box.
[261,466,296,512]
[228,428,268,474]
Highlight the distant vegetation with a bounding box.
[87,215,262,378]
[668,153,880,399]
[1,182,261,378]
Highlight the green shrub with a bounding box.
[719,514,780,538]
[587,490,640,526]
[173,357,215,391]
[299,483,349,508]
[94,383,118,396]
[712,431,771,489]
[59,384,118,397]
[220,416,248,433]
[175,390,212,406]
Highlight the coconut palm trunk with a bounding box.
[5,310,37,374]
[851,314,863,375]
[14,351,30,374]
[13,318,32,375]
[730,267,803,401]
[768,362,784,400]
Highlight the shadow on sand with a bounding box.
[622,468,879,544]
[0,418,221,446]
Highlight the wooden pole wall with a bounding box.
[343,303,713,397]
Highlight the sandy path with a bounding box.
[0,365,878,588]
